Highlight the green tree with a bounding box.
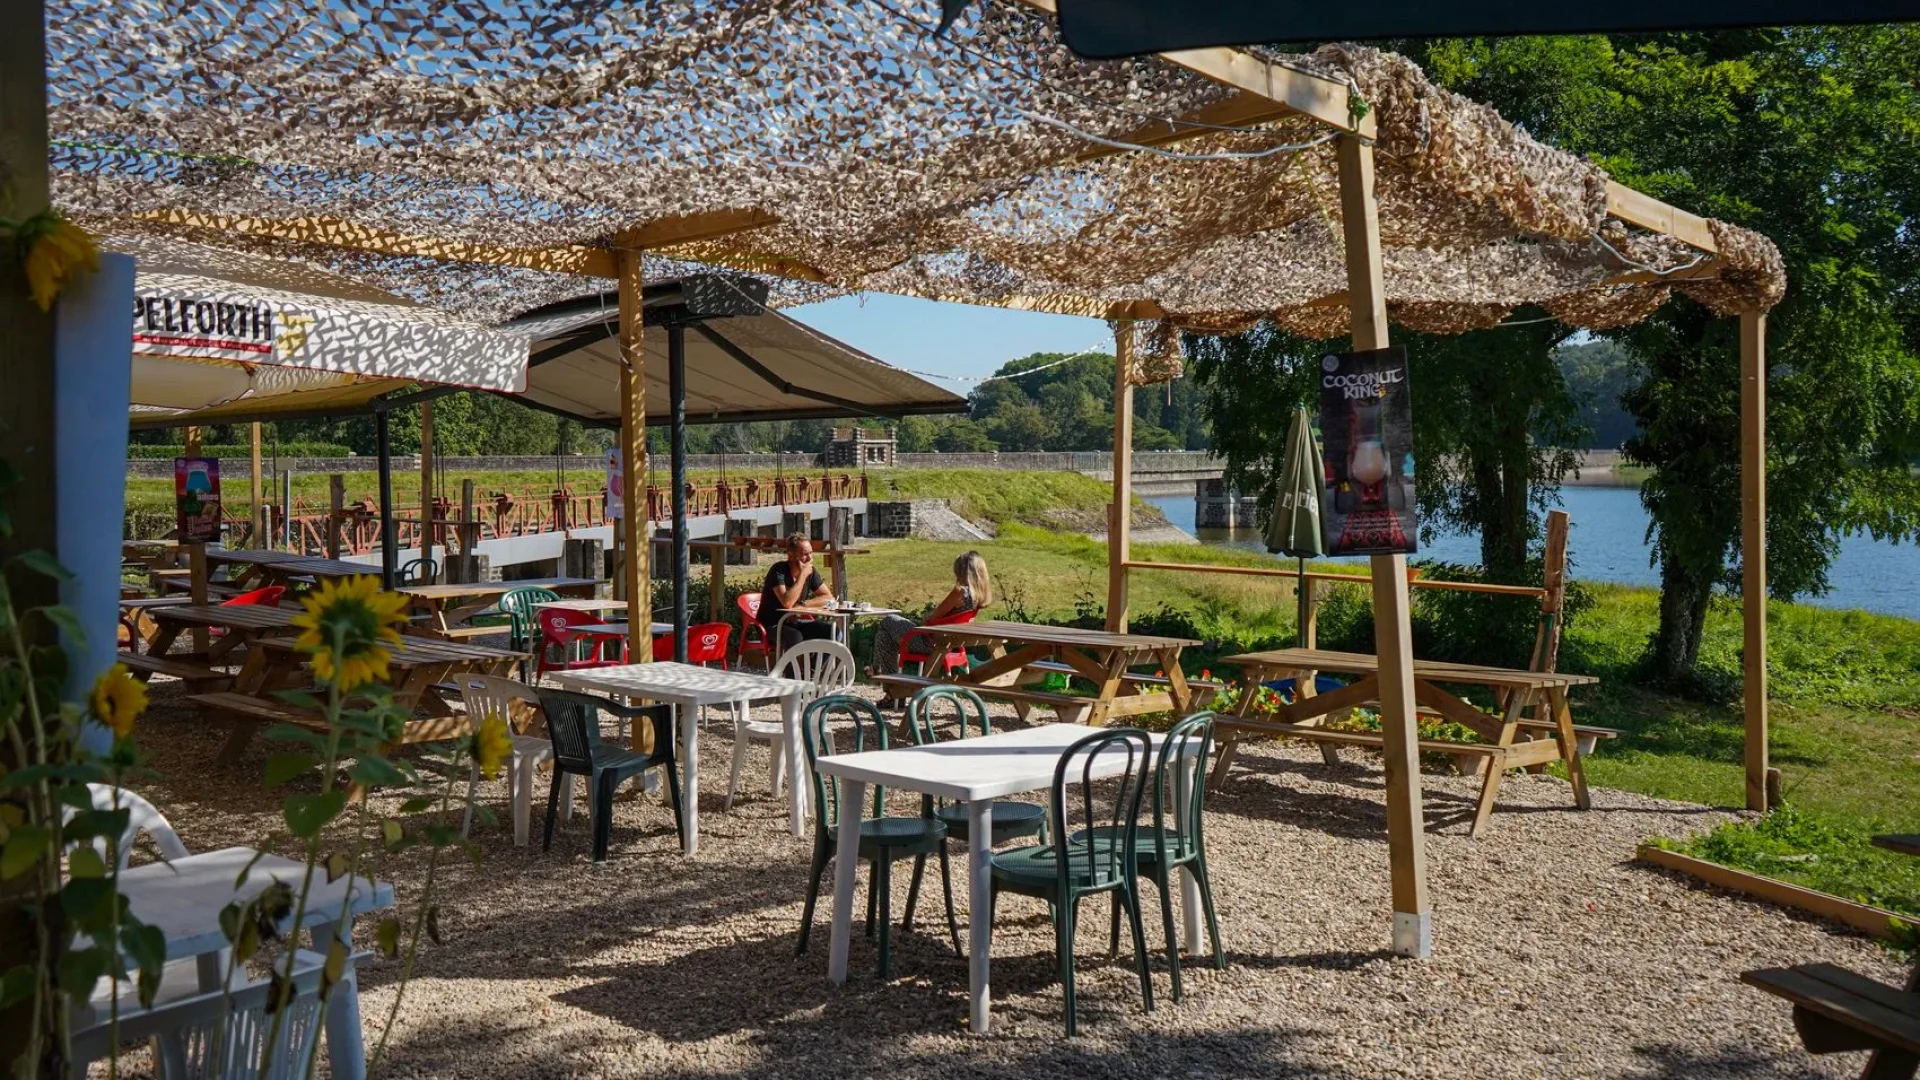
[985,398,1054,451]
[1188,318,1584,579]
[1419,29,1920,682]
[894,415,939,453]
[934,417,998,452]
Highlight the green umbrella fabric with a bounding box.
[1266,407,1325,650]
[1265,407,1325,558]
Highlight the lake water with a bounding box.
[1146,484,1920,621]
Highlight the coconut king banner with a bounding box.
[1318,345,1418,556]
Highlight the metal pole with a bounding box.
[669,321,690,663]
[376,409,396,589]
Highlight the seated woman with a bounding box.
[870,550,990,698]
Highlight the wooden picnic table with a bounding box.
[396,577,599,635]
[143,603,298,661]
[908,620,1203,726]
[1213,647,1601,836]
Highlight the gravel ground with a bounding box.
[106,679,1904,1079]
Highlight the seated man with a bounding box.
[760,535,836,651]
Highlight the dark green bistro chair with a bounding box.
[493,586,561,679]
[796,694,947,980]
[1078,711,1225,1002]
[899,685,1049,957]
[535,688,684,862]
[988,726,1156,1037]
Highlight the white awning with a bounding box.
[120,238,528,427]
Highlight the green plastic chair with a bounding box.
[493,586,561,678]
[988,726,1156,1037]
[796,694,947,980]
[899,686,1048,957]
[1077,711,1225,1003]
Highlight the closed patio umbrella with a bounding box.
[1265,407,1325,647]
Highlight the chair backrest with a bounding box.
[1050,728,1153,893]
[1149,712,1216,864]
[686,622,732,665]
[924,606,979,628]
[533,688,607,773]
[799,694,889,833]
[904,685,992,747]
[535,606,599,658]
[71,949,348,1080]
[736,591,762,623]
[69,785,190,872]
[773,640,855,707]
[219,585,285,608]
[398,556,438,587]
[457,674,545,737]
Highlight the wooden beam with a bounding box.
[131,209,619,277]
[1338,131,1431,959]
[614,208,778,249]
[249,423,265,550]
[1007,0,1369,136]
[1107,321,1135,633]
[1740,310,1769,811]
[1064,92,1300,165]
[617,250,653,666]
[1606,183,1720,254]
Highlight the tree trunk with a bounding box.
[1648,539,1716,683]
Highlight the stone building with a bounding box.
[825,427,896,468]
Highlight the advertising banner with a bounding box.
[174,457,222,543]
[1318,346,1418,556]
[606,448,624,521]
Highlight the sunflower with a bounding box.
[15,213,99,312]
[473,712,512,780]
[289,576,409,692]
[91,663,149,739]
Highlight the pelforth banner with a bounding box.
[1318,346,1418,556]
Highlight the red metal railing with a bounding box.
[222,474,870,556]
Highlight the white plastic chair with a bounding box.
[456,675,556,846]
[71,948,365,1080]
[727,640,854,810]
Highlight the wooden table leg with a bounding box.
[1161,649,1194,717]
[1086,650,1130,727]
[1468,687,1533,837]
[146,623,182,658]
[1550,688,1591,810]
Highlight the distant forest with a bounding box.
[126,339,1635,458]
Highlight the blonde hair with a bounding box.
[953,550,991,607]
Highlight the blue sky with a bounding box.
[787,292,1111,384]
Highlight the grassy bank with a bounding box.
[838,528,1920,918]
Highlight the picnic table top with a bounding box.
[148,603,299,630]
[1223,648,1601,688]
[534,598,631,614]
[255,635,526,664]
[814,722,1181,803]
[396,577,599,601]
[119,596,193,611]
[926,619,1200,651]
[203,548,296,566]
[262,555,387,577]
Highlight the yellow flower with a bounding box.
[91,663,149,739]
[289,576,408,692]
[473,712,512,780]
[17,214,99,312]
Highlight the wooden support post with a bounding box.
[249,422,265,550]
[1533,509,1571,673]
[617,250,652,664]
[183,425,208,653]
[418,399,434,583]
[1107,320,1135,633]
[326,474,345,559]
[709,546,726,624]
[1740,310,1769,811]
[1339,131,1430,958]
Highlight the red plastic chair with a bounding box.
[736,593,772,670]
[899,607,977,676]
[535,606,624,678]
[649,623,732,668]
[220,585,285,608]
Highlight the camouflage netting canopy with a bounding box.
[47,0,1784,343]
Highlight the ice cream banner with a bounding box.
[175,457,222,544]
[1318,346,1418,556]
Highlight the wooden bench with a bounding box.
[873,673,1090,714]
[1514,718,1620,756]
[410,624,509,641]
[1743,963,1920,1077]
[115,650,229,690]
[186,692,329,764]
[1214,717,1510,774]
[1023,659,1226,698]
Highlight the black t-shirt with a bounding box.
[760,561,823,627]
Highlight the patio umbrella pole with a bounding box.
[1296,556,1309,648]
[669,321,689,662]
[376,408,396,590]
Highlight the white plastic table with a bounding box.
[811,723,1201,1033]
[775,603,902,645]
[550,662,814,854]
[116,846,395,1080]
